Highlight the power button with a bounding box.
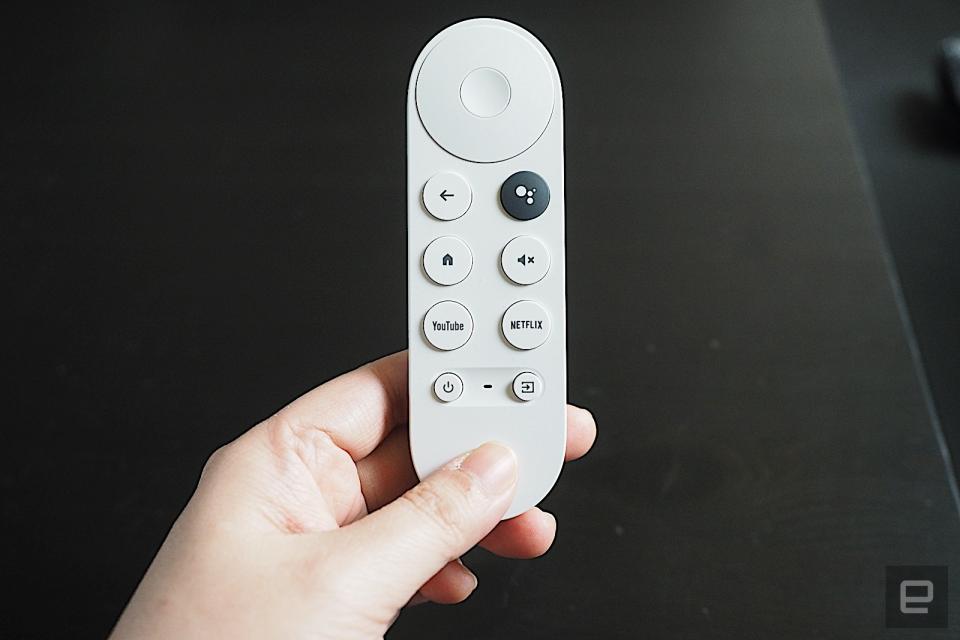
[433,372,464,403]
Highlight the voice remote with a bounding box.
[407,18,566,519]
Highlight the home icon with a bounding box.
[442,254,454,266]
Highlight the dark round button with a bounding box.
[500,171,550,221]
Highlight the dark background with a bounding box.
[3,1,959,638]
[821,0,960,515]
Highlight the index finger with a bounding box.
[276,350,408,461]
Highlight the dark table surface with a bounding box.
[822,0,960,498]
[3,1,959,638]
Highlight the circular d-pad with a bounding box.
[500,171,550,220]
[416,24,555,163]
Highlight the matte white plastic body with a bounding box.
[407,18,566,519]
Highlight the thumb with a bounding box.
[339,442,518,603]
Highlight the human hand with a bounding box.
[110,351,596,639]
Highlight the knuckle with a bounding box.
[263,412,355,475]
[199,431,258,481]
[261,412,299,450]
[200,443,232,479]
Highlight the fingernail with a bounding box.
[455,559,479,591]
[459,442,518,496]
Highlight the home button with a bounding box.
[423,236,473,286]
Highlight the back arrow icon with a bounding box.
[439,190,454,201]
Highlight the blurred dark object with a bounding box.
[891,34,960,155]
[938,35,960,114]
[822,0,960,537]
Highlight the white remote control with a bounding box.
[407,18,566,519]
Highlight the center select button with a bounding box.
[501,300,551,350]
[423,236,472,286]
[423,300,474,351]
[460,67,511,118]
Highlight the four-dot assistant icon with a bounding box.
[500,171,550,220]
[515,184,537,205]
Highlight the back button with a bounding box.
[423,172,472,221]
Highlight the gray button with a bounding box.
[500,171,550,220]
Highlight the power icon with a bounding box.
[434,372,463,402]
